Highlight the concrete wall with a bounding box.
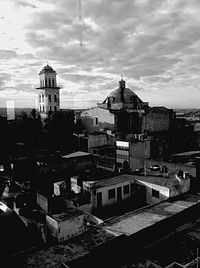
[130,157,145,171]
[136,178,190,204]
[81,107,115,133]
[143,108,174,132]
[170,179,190,197]
[46,214,85,242]
[136,180,170,204]
[129,140,150,159]
[91,180,134,209]
[88,133,115,151]
[117,140,150,170]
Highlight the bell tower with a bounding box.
[36,64,60,118]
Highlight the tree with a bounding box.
[44,110,75,153]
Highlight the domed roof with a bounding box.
[107,87,140,103]
[103,79,143,104]
[39,64,56,74]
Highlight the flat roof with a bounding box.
[50,208,85,222]
[104,193,200,236]
[62,151,91,159]
[90,174,135,189]
[134,173,187,188]
[15,226,118,267]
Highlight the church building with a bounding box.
[36,64,60,118]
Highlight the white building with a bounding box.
[116,137,150,171]
[135,170,190,204]
[46,208,103,243]
[82,174,135,211]
[46,209,86,242]
[36,64,60,118]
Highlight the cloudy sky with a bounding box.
[0,0,200,109]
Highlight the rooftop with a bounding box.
[134,173,188,188]
[50,208,85,222]
[90,174,135,189]
[14,226,118,267]
[62,151,91,159]
[104,193,200,236]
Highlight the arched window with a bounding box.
[49,78,51,87]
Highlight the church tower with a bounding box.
[36,64,60,118]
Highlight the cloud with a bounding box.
[15,1,37,8]
[0,73,12,88]
[1,0,200,108]
[0,50,17,60]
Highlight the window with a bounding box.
[39,95,41,103]
[54,94,57,102]
[93,116,98,126]
[50,106,52,111]
[123,185,129,195]
[43,106,45,112]
[42,94,44,102]
[108,189,115,199]
[49,78,51,87]
[152,189,159,198]
[39,105,41,112]
[49,94,51,102]
[54,106,57,112]
[52,79,55,87]
[45,78,47,87]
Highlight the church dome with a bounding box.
[103,79,143,104]
[107,87,141,103]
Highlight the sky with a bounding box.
[0,0,200,109]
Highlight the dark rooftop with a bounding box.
[103,193,200,236]
[13,226,118,267]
